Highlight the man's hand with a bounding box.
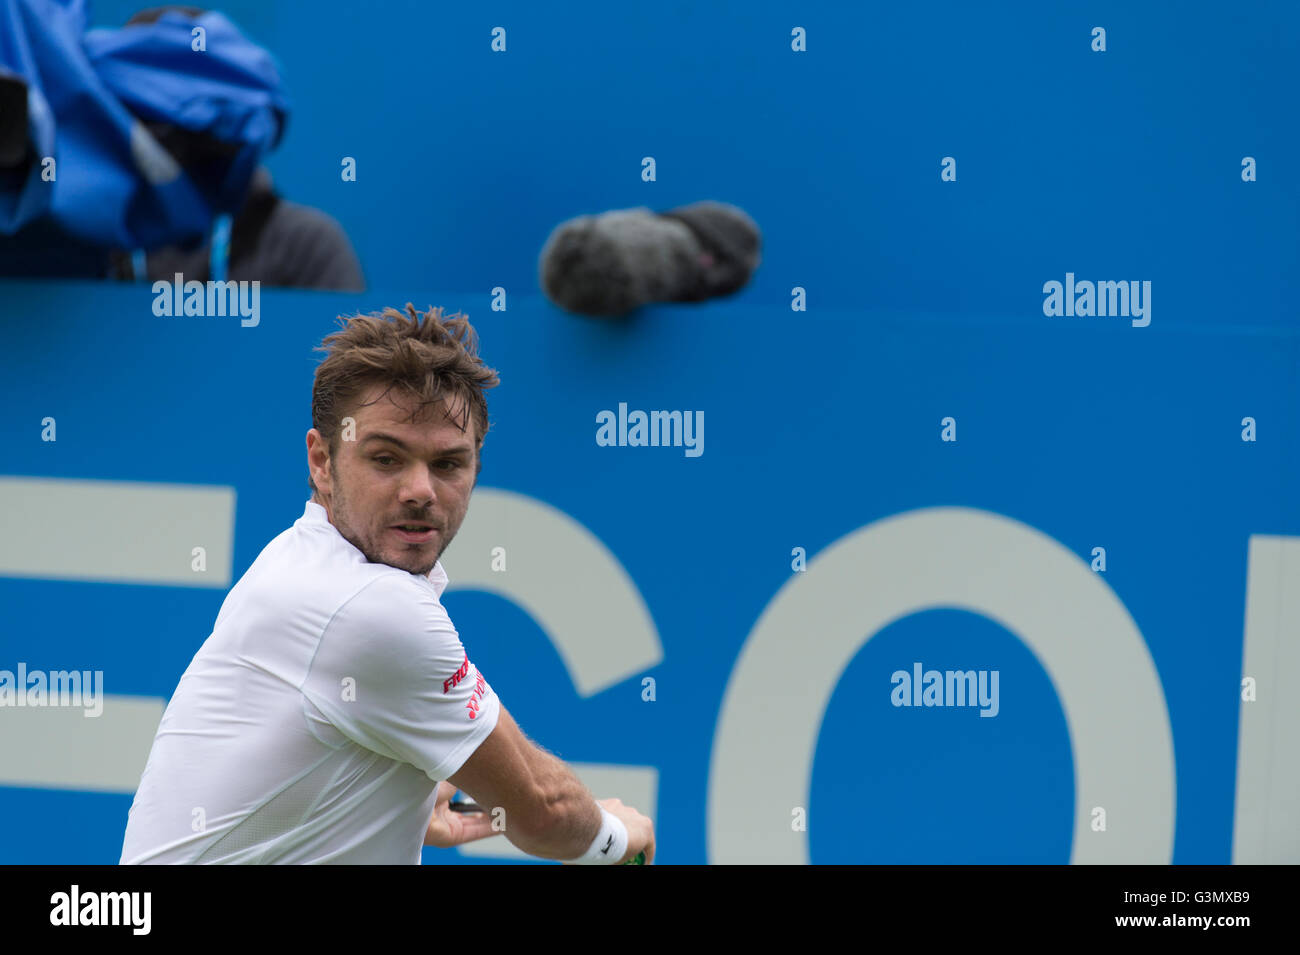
[424,781,503,848]
[598,798,655,864]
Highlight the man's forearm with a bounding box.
[508,753,602,860]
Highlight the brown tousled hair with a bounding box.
[309,304,500,492]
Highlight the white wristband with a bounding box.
[570,805,629,865]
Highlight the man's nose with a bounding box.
[399,464,437,506]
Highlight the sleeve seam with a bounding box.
[426,692,501,782]
[297,571,430,744]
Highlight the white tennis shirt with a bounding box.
[120,500,500,864]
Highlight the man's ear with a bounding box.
[307,429,331,493]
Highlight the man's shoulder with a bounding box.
[319,556,451,645]
[340,567,444,620]
[236,517,437,620]
[254,198,365,291]
[309,570,458,686]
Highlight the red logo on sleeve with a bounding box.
[466,670,487,720]
[443,653,470,694]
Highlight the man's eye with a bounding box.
[374,456,396,466]
[437,460,460,471]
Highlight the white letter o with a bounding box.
[707,507,1174,863]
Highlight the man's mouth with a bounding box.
[391,523,438,544]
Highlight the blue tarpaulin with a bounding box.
[0,0,287,247]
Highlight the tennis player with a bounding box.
[119,304,655,865]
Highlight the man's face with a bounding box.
[306,384,479,577]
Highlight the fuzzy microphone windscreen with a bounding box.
[539,200,761,318]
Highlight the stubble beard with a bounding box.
[330,480,443,578]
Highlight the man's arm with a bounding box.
[300,573,650,860]
[447,704,620,862]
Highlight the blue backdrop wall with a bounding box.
[0,282,1296,864]
[76,0,1300,319]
